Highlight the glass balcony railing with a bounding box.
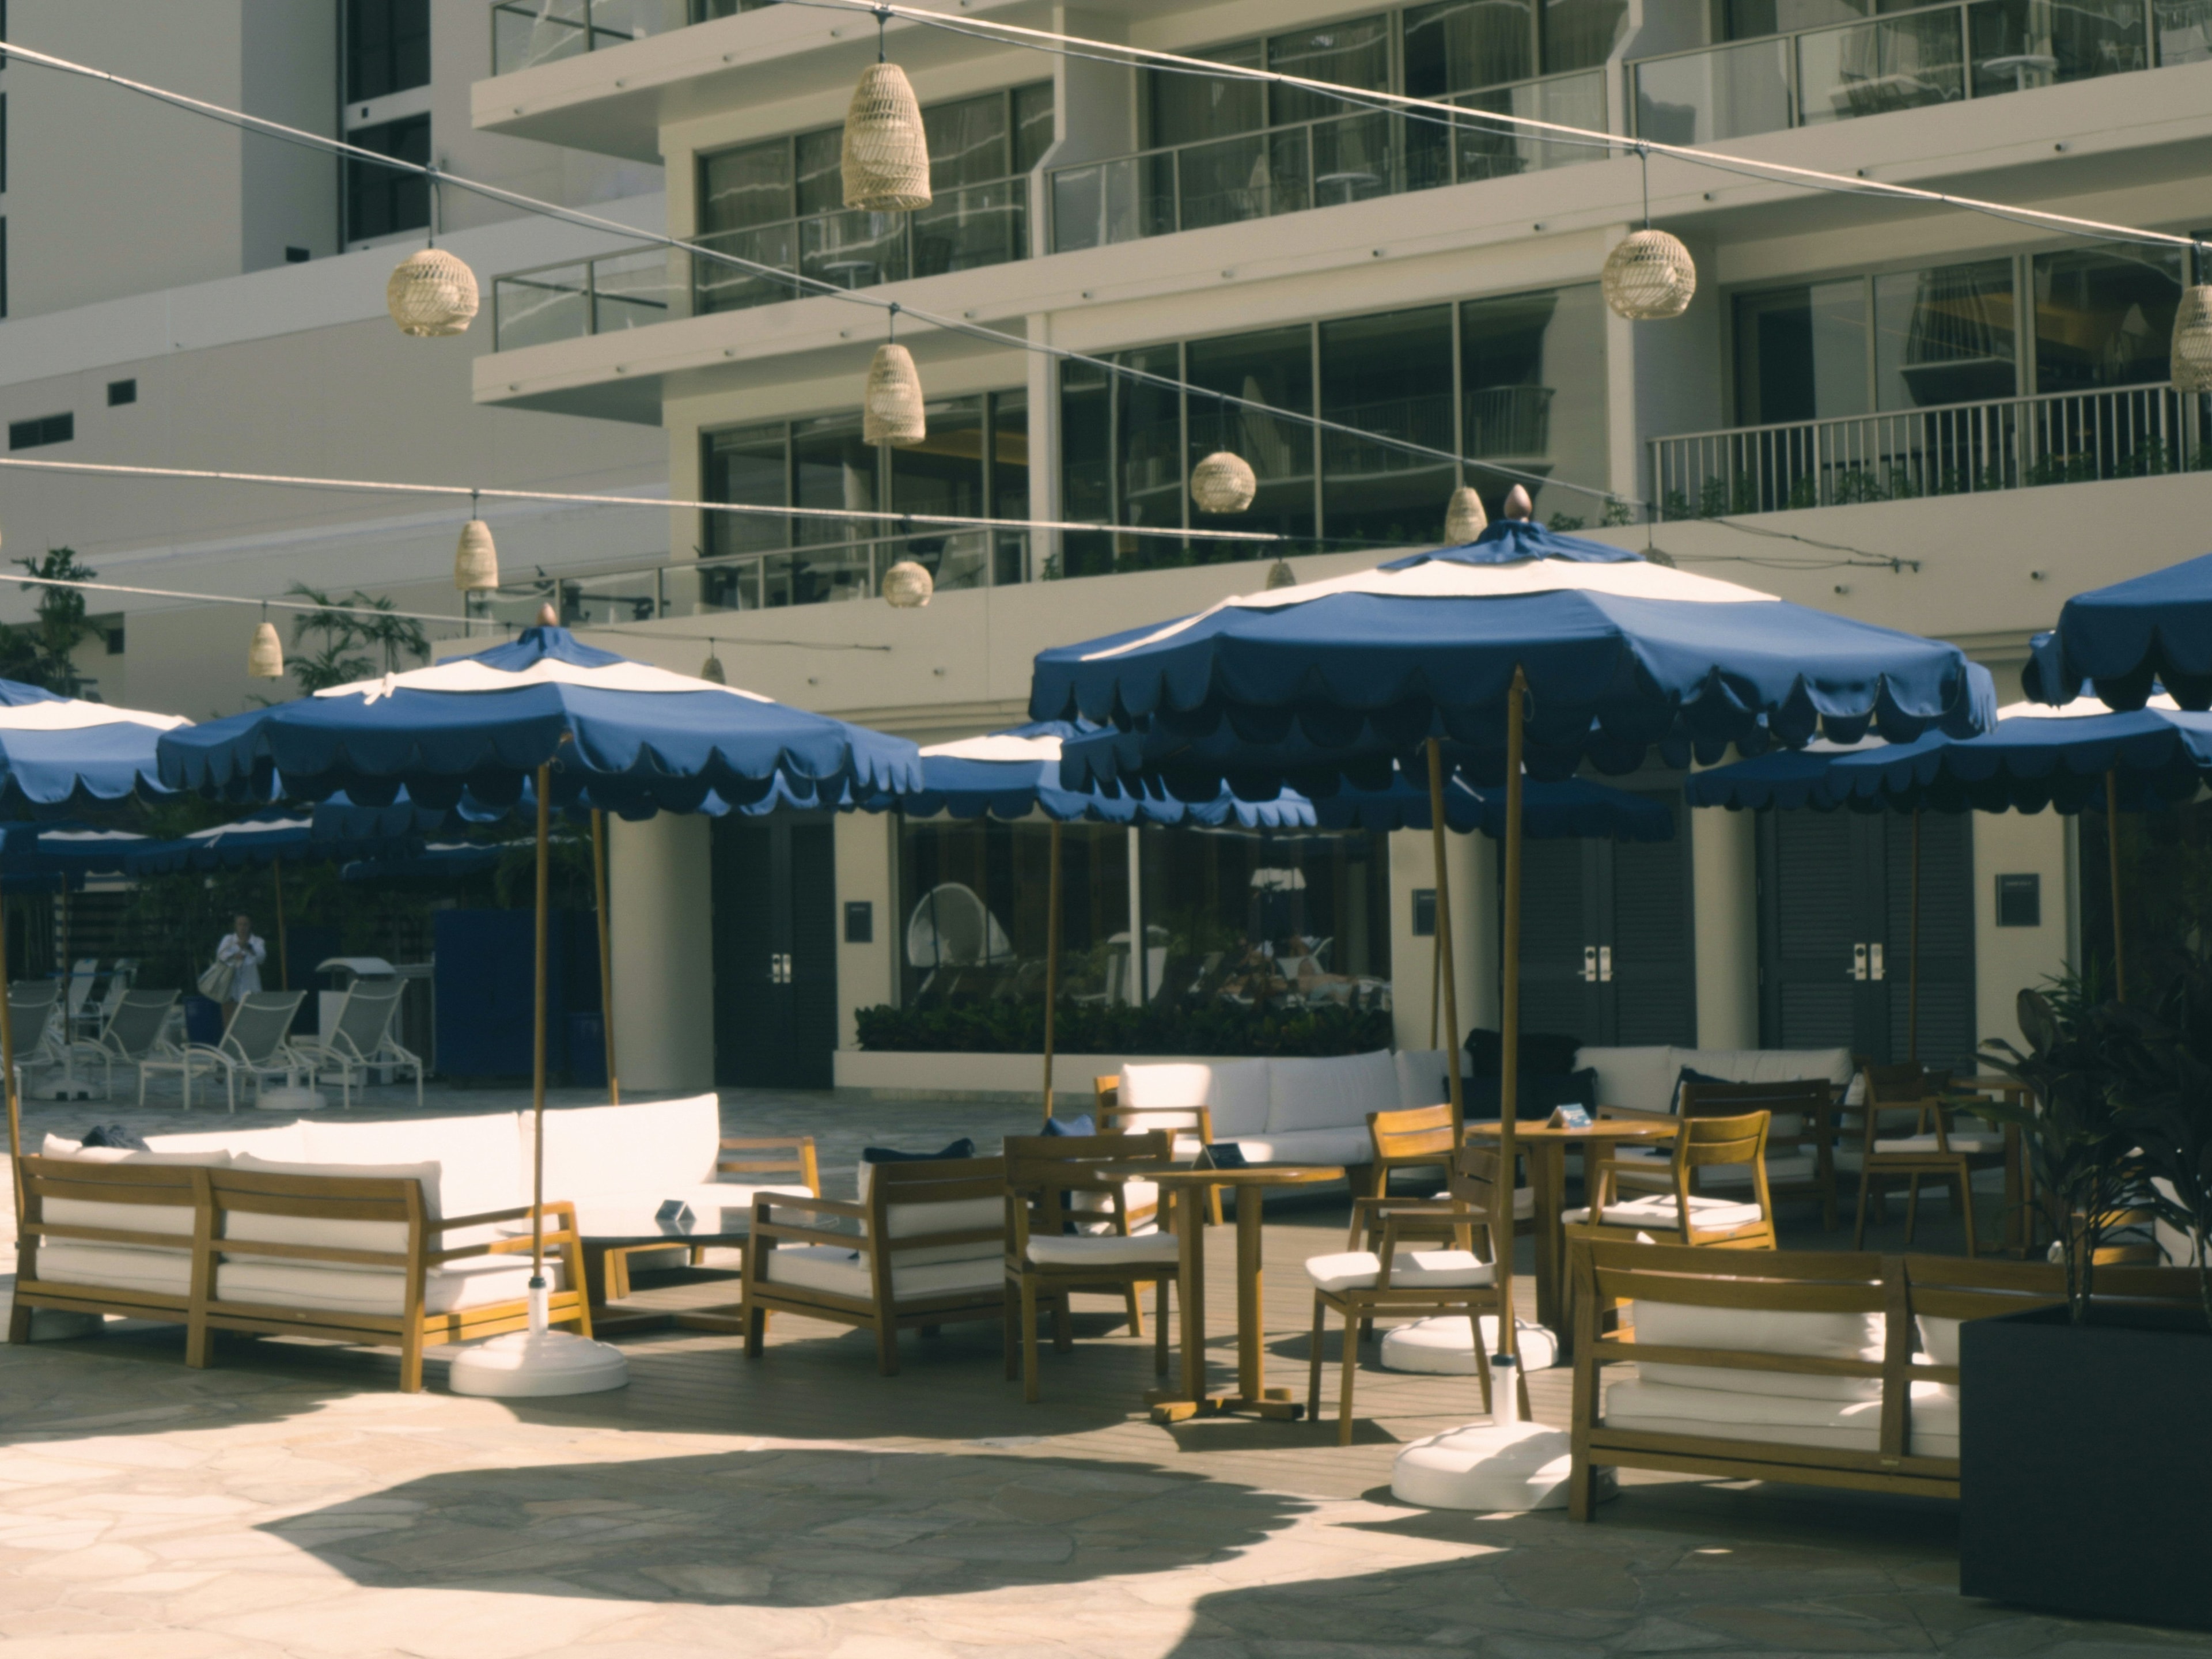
[489,0,772,75]
[463,529,1032,626]
[1651,381,2212,519]
[492,247,683,351]
[1047,70,1607,255]
[694,178,1030,316]
[1631,1,2212,146]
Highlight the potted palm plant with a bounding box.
[1963,963,2212,1630]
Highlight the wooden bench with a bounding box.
[1565,1235,2199,1521]
[11,1153,589,1392]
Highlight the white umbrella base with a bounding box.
[1380,1316,1558,1375]
[448,1329,628,1397]
[1392,1419,1609,1512]
[255,1088,327,1113]
[31,1083,97,1101]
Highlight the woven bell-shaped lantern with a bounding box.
[1264,559,1297,590]
[247,620,284,680]
[882,559,934,608]
[387,248,480,337]
[863,343,927,446]
[1191,452,1257,515]
[1603,229,1696,321]
[843,63,932,211]
[2173,285,2212,393]
[699,644,727,684]
[454,518,499,592]
[1444,485,1488,543]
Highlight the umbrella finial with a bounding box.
[1503,484,1534,521]
[536,602,559,628]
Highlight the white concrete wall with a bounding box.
[608,811,714,1091]
[1972,811,2071,1058]
[1691,801,1759,1050]
[834,809,896,1049]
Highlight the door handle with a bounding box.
[1851,943,1868,981]
[769,952,792,984]
[1598,945,1613,983]
[1581,945,1598,983]
[1869,942,1885,982]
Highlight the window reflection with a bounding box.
[2032,247,2184,392]
[1187,328,1317,541]
[1322,307,1457,544]
[1460,283,1611,524]
[1733,279,1871,424]
[898,821,1132,1009]
[1874,260,2016,409]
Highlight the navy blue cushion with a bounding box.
[861,1138,976,1164]
[79,1123,151,1151]
[1041,1114,1096,1138]
[1668,1065,1735,1114]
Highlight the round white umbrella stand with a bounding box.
[1380,1315,1556,1375]
[449,1282,627,1398]
[1391,1354,1595,1512]
[255,1085,325,1113]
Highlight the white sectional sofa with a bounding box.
[1573,1045,1858,1116]
[12,1093,771,1388]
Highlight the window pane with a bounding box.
[993,388,1030,523]
[347,0,430,103]
[1459,284,1610,525]
[891,395,987,590]
[897,820,1130,1007]
[345,115,430,240]
[794,128,844,218]
[1874,259,2015,410]
[699,140,792,234]
[1404,1,1535,95]
[1186,327,1316,545]
[2033,247,2183,391]
[1267,14,1392,125]
[1968,0,2149,96]
[925,93,1010,191]
[1797,9,1964,126]
[1059,358,1114,528]
[1320,306,1456,546]
[1119,345,1188,553]
[1013,81,1056,173]
[1733,279,1869,424]
[1140,826,1392,1014]
[1726,0,1876,37]
[1148,39,1264,148]
[791,412,878,560]
[703,423,788,557]
[1541,0,1629,70]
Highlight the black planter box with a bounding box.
[1960,1302,2212,1630]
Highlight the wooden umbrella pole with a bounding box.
[2107,769,2127,1003]
[271,857,289,993]
[1495,669,1528,1366]
[1907,809,1920,1065]
[1041,819,1062,1125]
[1425,738,1462,1138]
[592,809,619,1104]
[530,763,551,1283]
[1428,924,1441,1049]
[0,873,19,1223]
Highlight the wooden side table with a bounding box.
[1147,1165,1342,1424]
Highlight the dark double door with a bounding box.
[1516,792,1698,1047]
[711,816,838,1088]
[1759,810,1975,1070]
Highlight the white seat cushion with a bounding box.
[1427,1187,1536,1220]
[1266,1050,1399,1134]
[225,1154,438,1255]
[1603,1377,1957,1458]
[1305,1249,1495,1294]
[1573,1046,1681,1115]
[32,1241,191,1295]
[1632,1297,1885,1399]
[1025,1233,1181,1269]
[37,1136,226,1242]
[1694,1153,1820,1188]
[1070,1179,1158,1214]
[851,1166,1004,1266]
[535,1093,721,1210]
[1874,1133,2005,1154]
[304,1113,525,1238]
[1571,1194,1766,1233]
[1393,1050,1456,1109]
[1379,1315,1558,1374]
[763,1244,1002,1302]
[146,1123,310,1160]
[1228,1128,1374,1167]
[215,1253,549,1316]
[1119,1057,1270,1137]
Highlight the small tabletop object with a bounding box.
[557,1204,756,1334]
[1148,1165,1342,1423]
[1467,1118,1675,1351]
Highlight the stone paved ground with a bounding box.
[3,1084,2207,1659]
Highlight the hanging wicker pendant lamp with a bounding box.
[1444,485,1488,542]
[387,247,480,336]
[699,642,727,684]
[863,342,927,446]
[1191,452,1257,514]
[883,559,934,608]
[247,619,284,680]
[1603,229,1696,321]
[843,62,932,211]
[2173,285,2212,392]
[1264,559,1297,590]
[454,515,499,592]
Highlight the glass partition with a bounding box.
[1186,327,1318,542]
[1873,258,2016,410]
[896,820,1131,1008]
[1320,306,1457,544]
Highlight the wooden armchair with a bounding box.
[605,1134,823,1300]
[1680,1078,1838,1229]
[1572,1110,1778,1251]
[1095,1074,1222,1224]
[1002,1132,1180,1402]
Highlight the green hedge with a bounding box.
[853,998,1393,1057]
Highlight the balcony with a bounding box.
[1651,382,2212,519]
[1630,1,2212,146]
[1047,70,1606,255]
[488,0,758,76]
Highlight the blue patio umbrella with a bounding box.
[1030,516,1993,1378]
[154,618,923,1396]
[2023,551,2212,710]
[0,823,155,887]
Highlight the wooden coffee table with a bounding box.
[563,1203,753,1335]
[1146,1165,1342,1424]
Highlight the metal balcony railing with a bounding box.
[489,0,767,75]
[463,529,1033,626]
[1047,70,1607,255]
[1629,1,2211,146]
[492,247,683,351]
[1650,381,2212,519]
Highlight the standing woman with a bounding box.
[215,914,265,1026]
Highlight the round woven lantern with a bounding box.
[1191,451,1257,515]
[882,559,934,608]
[454,519,499,592]
[699,645,727,685]
[387,247,480,337]
[247,620,284,680]
[1602,229,1696,321]
[2173,285,2212,393]
[863,343,927,446]
[843,63,932,212]
[1444,485,1488,543]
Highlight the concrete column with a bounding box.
[608,812,715,1092]
[1974,811,2069,1055]
[1691,802,1759,1050]
[1390,828,1495,1052]
[835,810,896,1049]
